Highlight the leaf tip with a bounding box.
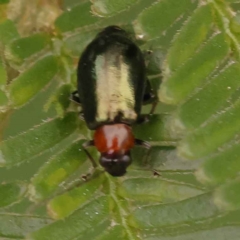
[195,167,211,185]
[178,141,194,159]
[169,116,186,137]
[28,184,41,203]
[133,21,148,41]
[213,189,231,212]
[46,201,60,219]
[213,181,240,211]
[158,84,175,105]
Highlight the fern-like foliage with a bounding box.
[0,0,240,239]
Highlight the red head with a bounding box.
[94,124,135,176]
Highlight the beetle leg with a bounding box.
[153,170,161,176]
[143,49,153,66]
[135,139,152,166]
[82,140,98,168]
[143,79,158,113]
[70,90,81,105]
[143,97,158,115]
[136,100,158,124]
[149,100,158,115]
[135,114,148,124]
[135,139,150,148]
[135,141,161,176]
[143,78,158,103]
[70,90,85,118]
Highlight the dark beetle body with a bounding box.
[77,26,147,130]
[75,26,153,176]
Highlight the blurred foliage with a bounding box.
[0,0,240,239]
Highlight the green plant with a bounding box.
[0,0,240,239]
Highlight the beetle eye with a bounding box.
[99,153,132,177]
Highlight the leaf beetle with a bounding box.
[72,26,157,177]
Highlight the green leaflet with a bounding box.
[44,84,72,117]
[175,63,240,130]
[0,213,52,238]
[0,182,27,208]
[130,192,219,228]
[133,114,177,142]
[0,0,9,4]
[55,2,99,32]
[30,140,93,202]
[9,55,58,107]
[0,0,240,239]
[95,225,125,240]
[159,33,230,105]
[134,0,197,39]
[29,196,110,240]
[214,179,240,211]
[166,4,213,72]
[118,177,203,202]
[91,0,138,17]
[64,29,99,57]
[144,226,240,240]
[196,142,240,185]
[6,33,50,64]
[47,175,104,219]
[0,19,19,45]
[179,99,240,159]
[0,113,77,167]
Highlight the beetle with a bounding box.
[72,26,157,177]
